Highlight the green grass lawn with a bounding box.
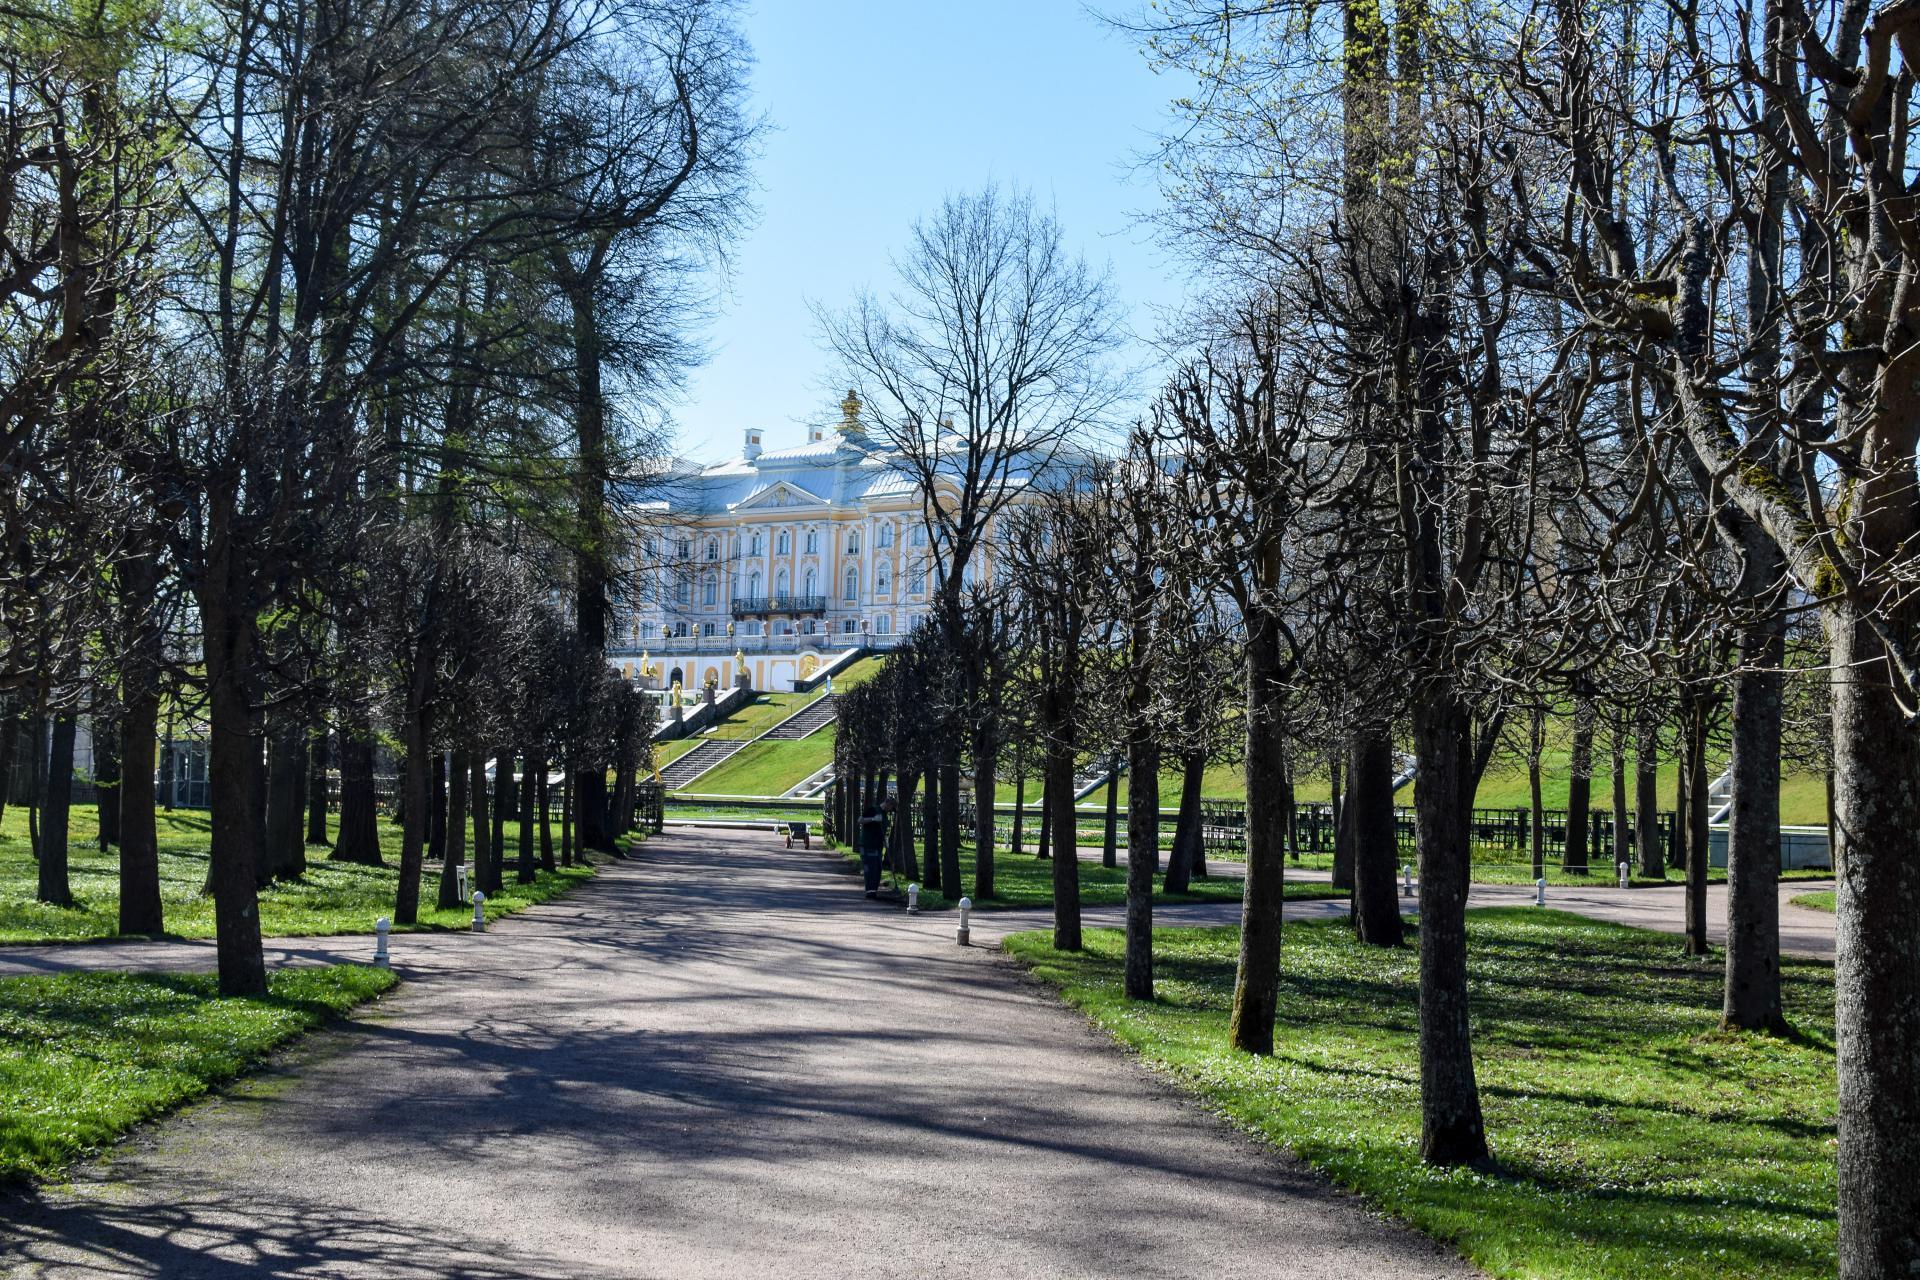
[0,964,395,1183]
[1791,891,1835,913]
[666,801,822,824]
[830,841,1345,912]
[679,736,834,797]
[0,806,597,944]
[1006,911,1836,1280]
[1075,762,1831,826]
[829,655,885,689]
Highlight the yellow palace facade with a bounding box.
[613,394,938,695]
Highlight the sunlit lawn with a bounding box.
[0,964,395,1183]
[1007,910,1836,1280]
[0,805,596,944]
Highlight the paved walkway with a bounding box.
[0,830,1472,1280]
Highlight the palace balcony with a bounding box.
[730,594,828,617]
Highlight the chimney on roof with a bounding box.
[808,423,826,443]
[744,428,763,461]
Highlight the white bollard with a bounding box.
[1401,864,1413,898]
[471,890,487,933]
[1617,860,1630,890]
[1535,877,1547,907]
[373,917,391,967]
[907,883,921,914]
[957,896,973,947]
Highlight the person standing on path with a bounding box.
[858,802,888,898]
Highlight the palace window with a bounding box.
[749,570,762,597]
[876,615,892,635]
[674,622,689,637]
[675,577,690,604]
[804,568,817,597]
[911,526,926,547]
[676,539,690,560]
[777,530,790,555]
[843,566,858,601]
[846,530,861,554]
[843,619,857,634]
[909,562,926,594]
[776,568,790,596]
[805,529,818,554]
[706,538,719,561]
[750,532,763,556]
[702,574,717,606]
[877,524,893,548]
[875,563,891,594]
[703,621,717,637]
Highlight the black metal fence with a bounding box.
[634,783,665,835]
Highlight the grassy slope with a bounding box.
[1790,891,1835,913]
[685,736,834,797]
[648,738,702,772]
[0,807,595,944]
[1007,911,1835,1280]
[703,688,827,740]
[0,964,396,1183]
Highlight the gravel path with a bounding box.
[0,829,1472,1280]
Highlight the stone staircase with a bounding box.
[659,738,749,791]
[762,694,840,740]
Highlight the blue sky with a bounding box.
[669,1,1189,463]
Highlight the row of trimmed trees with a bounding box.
[824,4,1914,1250]
[3,0,754,992]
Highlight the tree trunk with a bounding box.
[470,753,492,896]
[1528,716,1546,882]
[261,717,305,883]
[1010,753,1025,856]
[1332,742,1356,890]
[921,765,941,892]
[1351,729,1404,946]
[1047,743,1080,950]
[1635,723,1663,878]
[538,762,555,871]
[438,749,469,911]
[1124,736,1160,1000]
[1411,691,1488,1166]
[118,683,163,935]
[1036,770,1051,860]
[1611,717,1631,872]
[973,749,996,899]
[938,761,962,900]
[306,729,329,846]
[94,718,120,849]
[1723,590,1786,1030]
[896,771,920,879]
[1827,598,1920,1277]
[1564,696,1593,874]
[1673,725,1691,876]
[429,752,447,865]
[1684,703,1711,956]
[332,729,383,865]
[488,749,510,894]
[1164,748,1206,895]
[560,768,574,867]
[37,712,75,907]
[1228,624,1288,1055]
[517,750,535,884]
[1101,759,1120,868]
[393,710,431,926]
[200,577,267,997]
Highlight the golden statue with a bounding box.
[670,679,683,708]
